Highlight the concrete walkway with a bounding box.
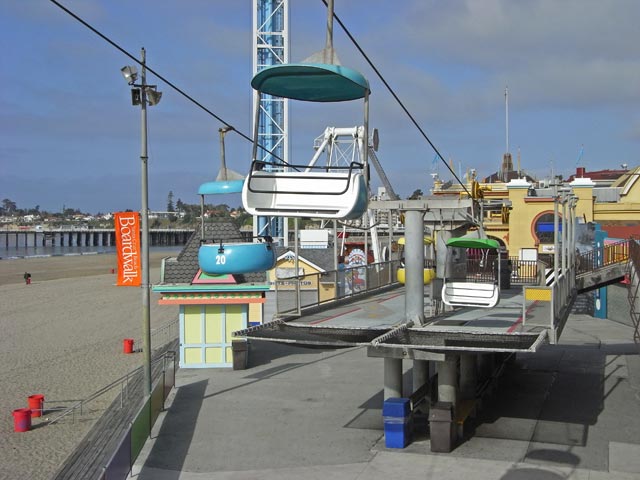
[130,286,640,479]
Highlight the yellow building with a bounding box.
[153,271,269,369]
[266,250,337,304]
[432,165,640,257]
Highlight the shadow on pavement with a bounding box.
[137,379,208,478]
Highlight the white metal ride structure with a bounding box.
[243,0,370,221]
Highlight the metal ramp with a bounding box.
[576,239,629,292]
[626,240,640,346]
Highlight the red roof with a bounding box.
[600,224,640,240]
[567,167,626,182]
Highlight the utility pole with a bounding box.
[121,48,161,397]
[139,48,152,397]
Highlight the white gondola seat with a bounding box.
[242,161,368,219]
[441,281,500,308]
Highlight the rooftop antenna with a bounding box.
[500,86,513,180]
[505,86,509,154]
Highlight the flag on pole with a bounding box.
[431,153,438,171]
[576,144,584,166]
[114,212,141,286]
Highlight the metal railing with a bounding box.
[47,349,176,425]
[509,258,541,285]
[450,257,540,286]
[145,317,179,352]
[576,239,630,275]
[523,264,576,344]
[627,239,640,345]
[274,259,401,317]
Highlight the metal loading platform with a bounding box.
[230,202,634,453]
[235,320,389,348]
[236,319,548,354]
[370,328,548,353]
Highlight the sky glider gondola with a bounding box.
[441,236,501,308]
[197,127,276,276]
[397,236,436,285]
[242,62,371,219]
[198,241,275,276]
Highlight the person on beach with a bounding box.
[23,272,31,285]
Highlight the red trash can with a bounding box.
[123,338,134,354]
[27,394,45,418]
[13,408,32,432]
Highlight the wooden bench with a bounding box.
[441,281,500,308]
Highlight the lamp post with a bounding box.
[121,48,162,396]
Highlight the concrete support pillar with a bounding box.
[459,354,477,400]
[412,359,429,392]
[404,209,425,325]
[437,355,458,405]
[384,357,403,399]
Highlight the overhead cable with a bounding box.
[322,0,471,196]
[48,0,286,163]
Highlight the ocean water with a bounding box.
[0,245,183,260]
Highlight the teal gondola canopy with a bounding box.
[251,63,370,102]
[198,180,244,195]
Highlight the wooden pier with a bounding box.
[1,228,194,249]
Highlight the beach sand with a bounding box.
[0,252,179,479]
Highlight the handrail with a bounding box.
[274,259,401,317]
[576,239,630,275]
[627,239,640,346]
[48,350,175,425]
[246,160,364,196]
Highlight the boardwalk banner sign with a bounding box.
[114,212,141,286]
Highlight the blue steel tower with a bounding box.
[253,0,289,245]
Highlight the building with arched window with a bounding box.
[432,165,640,259]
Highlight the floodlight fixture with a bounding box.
[146,88,162,106]
[121,65,138,85]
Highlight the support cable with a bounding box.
[48,0,287,164]
[322,0,471,196]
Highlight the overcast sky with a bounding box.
[1,0,638,213]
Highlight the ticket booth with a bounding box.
[153,272,269,368]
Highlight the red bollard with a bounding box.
[123,338,134,354]
[27,394,45,418]
[13,408,32,432]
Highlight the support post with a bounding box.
[139,48,151,397]
[404,209,425,325]
[384,357,403,399]
[437,355,458,406]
